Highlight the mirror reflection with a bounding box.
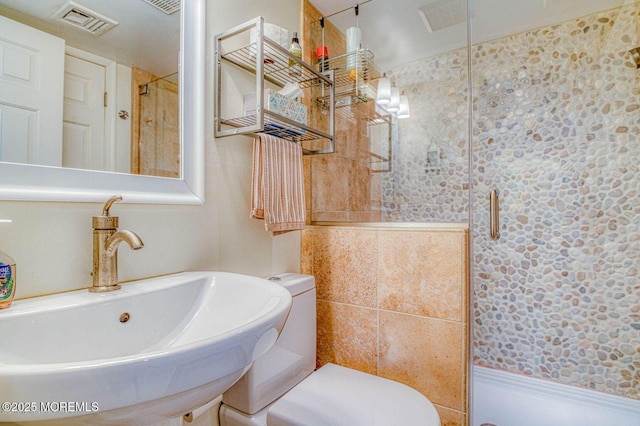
[0,0,181,177]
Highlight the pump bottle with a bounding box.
[0,248,16,309]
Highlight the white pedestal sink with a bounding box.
[0,272,292,425]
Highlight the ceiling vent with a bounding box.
[51,1,118,36]
[418,0,466,33]
[144,0,181,15]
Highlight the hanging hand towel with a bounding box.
[251,134,306,236]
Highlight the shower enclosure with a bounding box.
[305,0,639,424]
[471,0,640,404]
[133,71,180,177]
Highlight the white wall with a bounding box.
[0,0,301,300]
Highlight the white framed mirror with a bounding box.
[0,0,205,204]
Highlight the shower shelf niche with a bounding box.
[214,17,335,155]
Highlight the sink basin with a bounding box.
[0,271,292,425]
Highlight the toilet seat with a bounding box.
[266,363,441,426]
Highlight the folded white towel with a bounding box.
[251,134,306,236]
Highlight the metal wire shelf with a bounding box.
[220,111,332,143]
[214,17,334,153]
[316,49,379,109]
[220,38,332,90]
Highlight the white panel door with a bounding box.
[0,15,65,166]
[63,55,107,171]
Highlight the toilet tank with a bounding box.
[222,273,316,415]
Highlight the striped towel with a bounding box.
[251,134,306,236]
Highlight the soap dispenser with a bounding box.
[0,247,16,309]
[288,31,302,75]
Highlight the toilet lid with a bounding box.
[267,363,441,426]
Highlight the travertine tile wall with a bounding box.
[136,75,180,177]
[130,69,180,177]
[302,0,383,222]
[301,226,469,426]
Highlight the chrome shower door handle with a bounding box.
[490,188,500,240]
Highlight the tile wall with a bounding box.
[301,225,469,426]
[302,0,383,222]
[384,48,469,222]
[471,4,640,400]
[134,71,180,177]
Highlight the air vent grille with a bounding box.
[51,1,118,36]
[144,0,181,15]
[418,0,466,32]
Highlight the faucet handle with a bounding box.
[93,195,122,230]
[102,195,123,216]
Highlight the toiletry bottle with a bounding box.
[0,248,16,309]
[288,32,302,75]
[345,26,361,72]
[316,46,329,72]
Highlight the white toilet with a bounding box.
[218,273,441,426]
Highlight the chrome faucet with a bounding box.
[91,196,144,292]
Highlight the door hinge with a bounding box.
[104,92,108,107]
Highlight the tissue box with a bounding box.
[244,89,308,126]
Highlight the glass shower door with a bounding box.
[471,0,640,402]
[136,73,180,177]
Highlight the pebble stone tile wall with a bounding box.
[383,49,470,223]
[384,4,640,399]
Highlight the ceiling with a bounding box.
[311,0,640,71]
